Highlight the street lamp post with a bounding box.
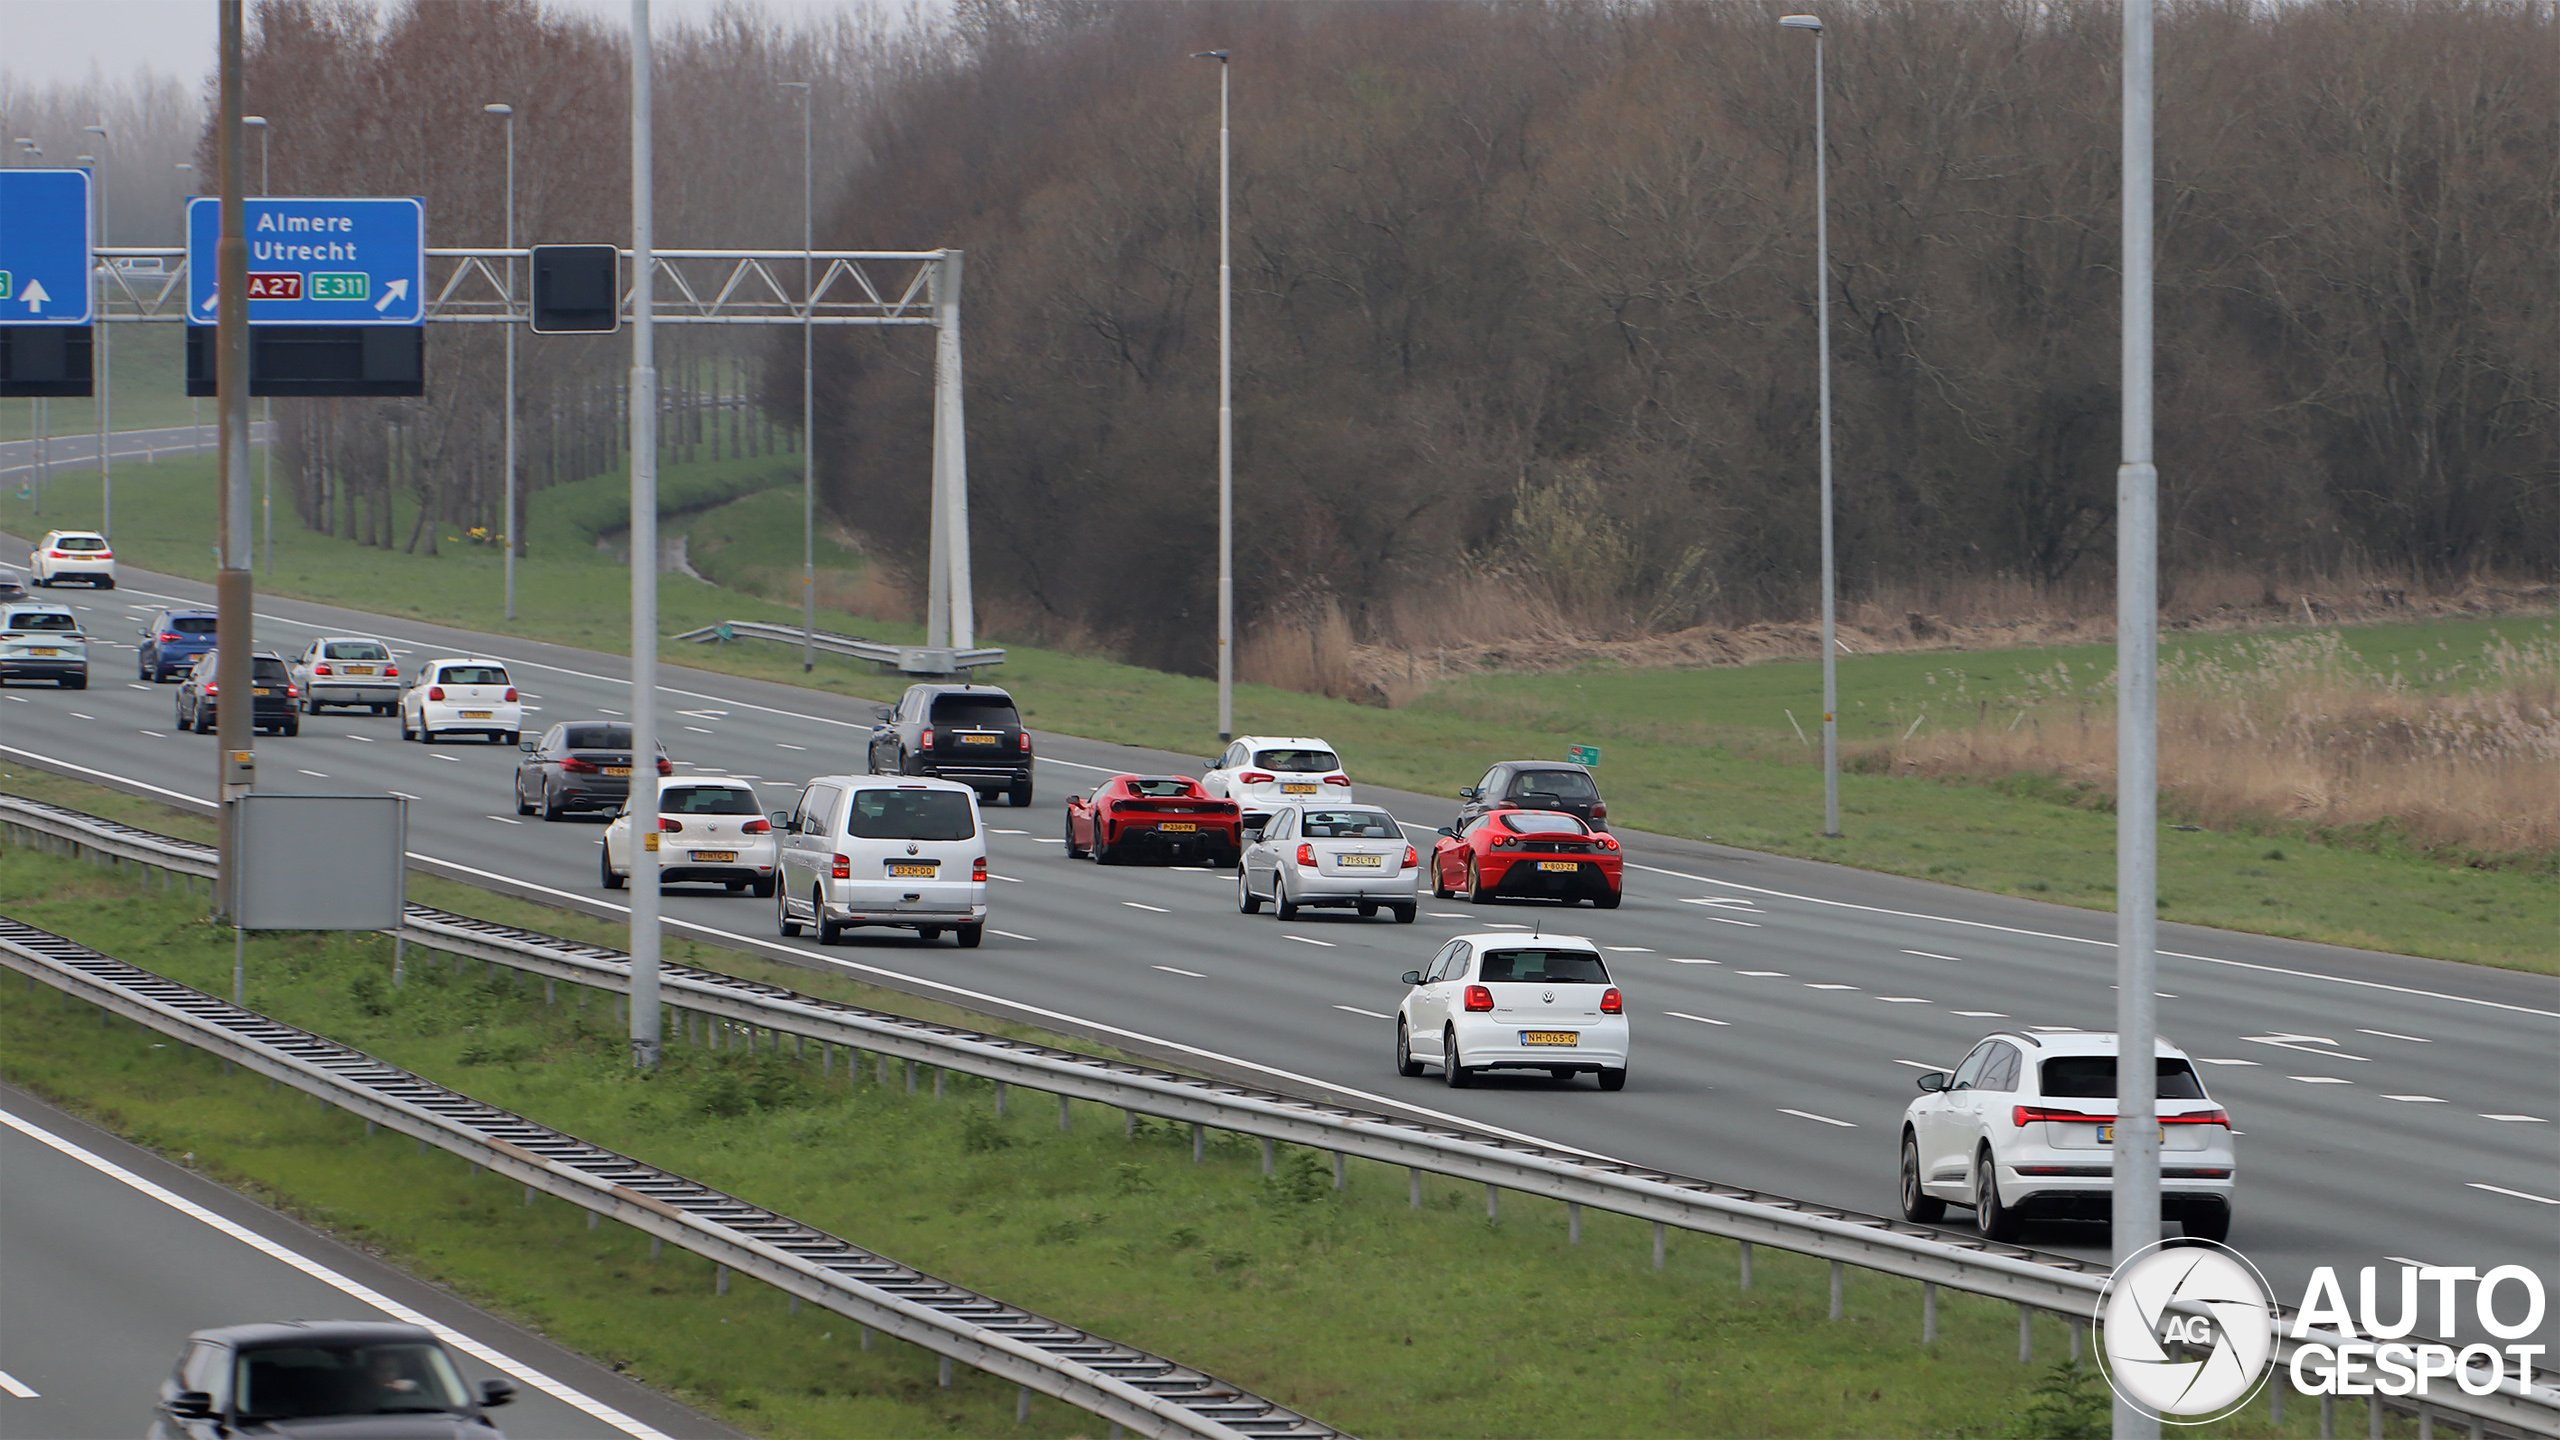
[19,141,43,516]
[484,103,518,622]
[245,115,272,578]
[83,124,111,539]
[626,0,664,1070]
[177,163,201,460]
[1192,49,1233,743]
[1780,14,1841,840]
[780,81,814,671]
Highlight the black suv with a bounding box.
[153,1319,514,1440]
[514,720,670,820]
[867,683,1034,806]
[176,651,299,736]
[1456,759,1609,831]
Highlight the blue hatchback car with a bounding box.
[139,608,219,682]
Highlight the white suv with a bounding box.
[30,530,115,588]
[399,657,522,744]
[1202,735,1351,827]
[1899,1030,2235,1242]
[1395,933,1629,1090]
[775,776,988,947]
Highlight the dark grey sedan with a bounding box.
[514,720,670,820]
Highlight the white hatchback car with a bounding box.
[1238,803,1418,923]
[400,657,521,744]
[1202,735,1351,827]
[1395,933,1629,1090]
[601,777,779,895]
[29,530,115,588]
[774,776,988,947]
[1899,1030,2235,1242]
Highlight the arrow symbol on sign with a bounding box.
[373,278,408,314]
[198,284,218,316]
[19,279,49,314]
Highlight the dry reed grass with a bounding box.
[1892,632,2560,861]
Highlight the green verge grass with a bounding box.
[3,840,2349,1440]
[4,458,2548,973]
[681,484,871,602]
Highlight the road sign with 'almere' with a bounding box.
[0,169,97,325]
[186,196,424,325]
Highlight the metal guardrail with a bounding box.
[0,914,1337,1440]
[674,620,1003,675]
[7,791,2556,1438]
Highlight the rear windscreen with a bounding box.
[5,611,77,631]
[662,786,759,815]
[2039,1057,2207,1100]
[438,665,508,686]
[563,725,633,750]
[55,536,107,551]
[1128,779,1197,797]
[1502,812,1589,834]
[252,658,292,682]
[1299,810,1399,838]
[1253,749,1338,773]
[1476,948,1612,984]
[846,789,976,841]
[1511,770,1599,799]
[931,696,1018,728]
[172,616,218,634]
[325,642,390,660]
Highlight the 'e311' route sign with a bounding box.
[187,196,425,325]
[0,169,97,325]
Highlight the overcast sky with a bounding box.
[0,0,903,90]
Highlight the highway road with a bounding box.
[3,550,2554,1351]
[2,422,270,484]
[0,1082,731,1439]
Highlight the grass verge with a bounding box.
[2,837,2356,1440]
[5,459,2550,973]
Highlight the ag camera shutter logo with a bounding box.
[2098,1240,2277,1423]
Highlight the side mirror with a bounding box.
[1457,786,1479,799]
[478,1379,517,1409]
[769,811,792,828]
[1435,826,1458,840]
[517,737,538,752]
[1204,756,1223,769]
[1400,970,1423,986]
[166,1391,216,1420]
[1241,826,1265,844]
[874,706,894,722]
[1067,794,1084,806]
[1914,1071,1949,1093]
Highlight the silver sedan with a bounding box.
[290,634,404,715]
[1237,804,1419,923]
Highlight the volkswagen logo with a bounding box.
[1541,990,1555,1003]
[2097,1239,2276,1423]
[906,842,919,856]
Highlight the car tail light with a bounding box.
[830,853,851,879]
[428,686,446,701]
[1463,984,1495,1013]
[561,756,597,773]
[1597,834,1619,851]
[658,817,683,833]
[384,666,398,677]
[284,685,298,698]
[2165,1109,2231,1127]
[1593,802,1607,819]
[202,682,217,696]
[1492,835,1521,850]
[1296,843,1316,867]
[96,550,111,560]
[972,856,988,882]
[159,632,180,642]
[1019,733,1032,753]
[656,757,673,775]
[1239,771,1274,785]
[1600,987,1624,1014]
[2011,1106,2233,1128]
[1403,844,1419,867]
[1323,773,1351,786]
[743,819,771,834]
[503,687,518,702]
[314,664,333,676]
[49,550,69,559]
[921,727,934,748]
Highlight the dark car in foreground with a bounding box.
[1455,759,1610,832]
[515,720,671,820]
[152,1319,515,1440]
[868,683,1034,806]
[176,652,299,736]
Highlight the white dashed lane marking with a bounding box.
[2357,1028,2431,1043]
[1283,935,1336,948]
[1780,1108,1856,1128]
[1121,902,1169,914]
[2479,1114,2547,1123]
[1663,958,1719,965]
[2194,1058,2260,1066]
[1663,1011,1731,1027]
[1334,1005,1392,1019]
[1805,983,1859,991]
[0,1369,37,1399]
[1151,965,1206,978]
[2290,1075,2354,1085]
[2467,1182,2558,1206]
[1736,970,1788,978]
[1875,996,1931,1004]
[298,769,328,778]
[1902,949,1962,961]
[990,929,1038,942]
[1950,1010,2008,1018]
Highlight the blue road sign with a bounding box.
[0,169,97,325]
[187,196,425,325]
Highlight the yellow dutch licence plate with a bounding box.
[344,665,375,675]
[2099,1125,2114,1144]
[1158,822,1199,833]
[1340,853,1383,867]
[1537,860,1579,872]
[1522,1031,1580,1046]
[603,766,633,776]
[28,648,59,657]
[959,733,999,745]
[691,851,737,863]
[1282,783,1317,794]
[254,687,272,696]
[462,709,492,718]
[889,862,938,878]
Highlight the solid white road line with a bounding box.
[0,1370,36,1399]
[0,1109,670,1439]
[1779,1108,1856,1128]
[2466,1182,2559,1205]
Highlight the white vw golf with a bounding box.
[1395,933,1629,1090]
[601,777,779,895]
[1899,1030,2236,1242]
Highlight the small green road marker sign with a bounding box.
[310,272,370,301]
[1568,744,1601,766]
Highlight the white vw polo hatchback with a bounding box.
[1898,1030,2236,1242]
[1395,933,1628,1090]
[399,657,522,744]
